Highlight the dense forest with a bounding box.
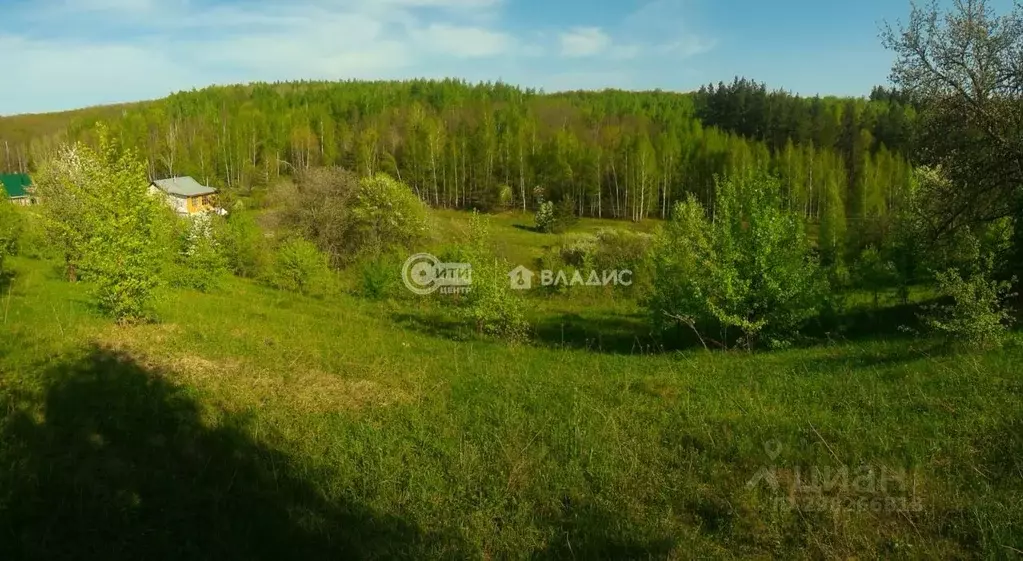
[1,78,918,250]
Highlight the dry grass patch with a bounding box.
[93,326,411,414]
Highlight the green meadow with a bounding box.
[1,209,1020,560]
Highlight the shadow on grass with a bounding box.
[535,497,677,560]
[813,300,933,344]
[511,224,540,233]
[803,341,952,373]
[391,308,697,355]
[391,310,475,342]
[0,270,14,294]
[390,299,944,358]
[0,347,465,561]
[532,312,675,355]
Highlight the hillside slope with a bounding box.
[1,208,1020,559]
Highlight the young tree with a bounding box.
[34,128,168,323]
[648,172,828,349]
[883,0,1023,278]
[172,214,228,292]
[459,211,529,340]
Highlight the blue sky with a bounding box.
[0,0,933,115]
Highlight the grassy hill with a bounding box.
[1,208,1021,559]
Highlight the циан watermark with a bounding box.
[746,440,924,513]
[508,265,632,291]
[402,253,472,295]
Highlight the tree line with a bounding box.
[1,79,915,251]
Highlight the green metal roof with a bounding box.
[0,174,31,199]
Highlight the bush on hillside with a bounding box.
[169,214,228,292]
[590,229,652,276]
[923,262,1016,348]
[552,229,653,294]
[557,234,597,268]
[266,238,333,298]
[357,251,406,300]
[34,127,168,323]
[348,173,429,259]
[216,212,271,279]
[0,199,21,274]
[281,168,427,266]
[459,211,529,340]
[647,173,828,349]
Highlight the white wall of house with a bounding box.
[148,185,189,215]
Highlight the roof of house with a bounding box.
[151,176,217,197]
[0,173,32,198]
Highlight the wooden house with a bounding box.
[149,177,219,216]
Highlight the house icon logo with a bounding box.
[508,265,535,290]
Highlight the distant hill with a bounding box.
[0,78,915,227]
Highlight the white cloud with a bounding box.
[0,34,193,112]
[559,27,610,57]
[0,0,717,114]
[413,24,513,58]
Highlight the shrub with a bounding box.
[280,168,426,267]
[349,173,429,259]
[557,234,597,268]
[477,183,513,212]
[357,252,405,300]
[553,229,652,294]
[0,199,21,273]
[267,238,333,298]
[854,246,898,310]
[34,127,168,323]
[170,214,227,292]
[460,211,529,340]
[923,264,1016,348]
[216,212,270,278]
[535,200,556,233]
[647,173,828,349]
[590,229,652,279]
[535,196,579,234]
[12,210,56,260]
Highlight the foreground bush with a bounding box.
[647,172,827,348]
[34,128,168,323]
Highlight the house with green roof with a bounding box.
[0,173,35,206]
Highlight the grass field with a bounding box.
[1,210,1022,560]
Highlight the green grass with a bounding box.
[426,208,656,269]
[1,210,1022,559]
